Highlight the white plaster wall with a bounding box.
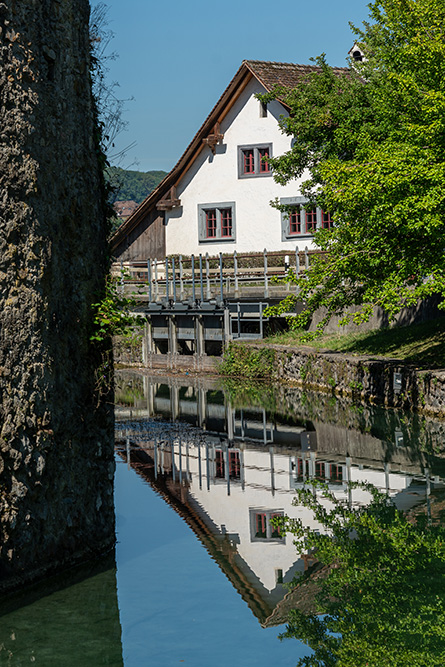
[165,77,317,257]
[172,444,419,594]
[184,447,309,592]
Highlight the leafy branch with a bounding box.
[90,272,145,343]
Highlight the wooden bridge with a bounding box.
[113,248,314,368]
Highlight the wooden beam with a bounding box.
[202,122,224,154]
[157,185,181,211]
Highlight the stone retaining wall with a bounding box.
[249,344,445,419]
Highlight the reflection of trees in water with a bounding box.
[279,482,445,667]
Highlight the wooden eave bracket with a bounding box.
[157,185,181,211]
[202,122,224,155]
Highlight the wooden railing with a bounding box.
[112,247,320,303]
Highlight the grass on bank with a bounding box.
[262,316,445,369]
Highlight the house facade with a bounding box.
[111,60,347,262]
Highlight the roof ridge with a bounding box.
[244,59,349,69]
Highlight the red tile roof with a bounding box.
[114,200,139,218]
[245,60,348,91]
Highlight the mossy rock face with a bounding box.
[219,343,277,380]
[0,1,114,593]
[113,331,144,365]
[246,346,445,417]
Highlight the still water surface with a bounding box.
[0,370,444,665]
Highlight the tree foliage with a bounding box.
[106,166,167,204]
[90,273,145,343]
[277,481,445,666]
[262,0,445,335]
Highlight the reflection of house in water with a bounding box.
[116,373,445,626]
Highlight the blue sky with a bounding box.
[98,0,370,173]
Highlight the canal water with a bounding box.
[1,369,444,665]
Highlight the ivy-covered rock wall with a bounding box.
[0,0,114,593]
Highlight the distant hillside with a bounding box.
[107,167,167,204]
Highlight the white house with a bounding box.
[111,60,348,262]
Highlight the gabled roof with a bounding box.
[110,59,349,254]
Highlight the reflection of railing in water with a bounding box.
[115,371,445,479]
[117,379,305,448]
[115,422,442,505]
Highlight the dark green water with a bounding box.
[0,557,122,665]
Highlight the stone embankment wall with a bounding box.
[245,344,445,419]
[0,1,114,593]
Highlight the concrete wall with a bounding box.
[310,297,442,334]
[0,1,114,593]
[165,78,316,256]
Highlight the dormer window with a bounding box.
[349,43,365,63]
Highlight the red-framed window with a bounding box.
[297,458,304,478]
[239,144,273,178]
[229,450,240,479]
[330,464,343,482]
[243,149,255,174]
[205,209,217,238]
[321,210,333,230]
[315,461,326,480]
[255,513,268,539]
[252,510,284,541]
[215,450,225,478]
[215,449,240,480]
[258,147,270,173]
[295,457,309,479]
[220,208,232,237]
[289,206,301,235]
[305,209,317,233]
[199,203,235,242]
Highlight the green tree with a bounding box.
[262,0,445,335]
[107,166,167,204]
[277,481,445,666]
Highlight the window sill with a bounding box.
[251,537,286,544]
[199,237,236,243]
[238,171,273,180]
[283,233,314,241]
